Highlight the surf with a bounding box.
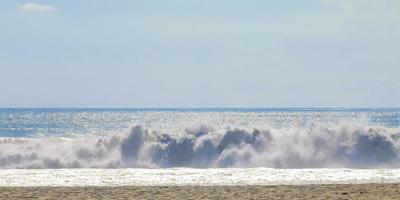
[1,123,399,169]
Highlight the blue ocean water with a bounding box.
[0,108,399,137]
[1,108,400,169]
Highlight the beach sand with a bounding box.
[1,184,400,200]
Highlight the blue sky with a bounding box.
[0,0,399,107]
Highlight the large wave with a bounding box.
[0,123,399,169]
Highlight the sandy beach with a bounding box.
[0,184,399,200]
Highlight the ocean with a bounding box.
[1,108,400,186]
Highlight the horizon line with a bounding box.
[0,107,399,110]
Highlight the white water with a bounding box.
[1,124,400,169]
[1,110,400,187]
[1,168,400,187]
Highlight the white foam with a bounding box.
[1,124,400,169]
[1,168,400,187]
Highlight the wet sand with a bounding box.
[1,184,400,199]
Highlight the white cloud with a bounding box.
[20,3,58,12]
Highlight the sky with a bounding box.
[0,0,399,108]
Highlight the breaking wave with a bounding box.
[1,123,400,169]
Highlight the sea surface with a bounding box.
[1,108,400,186]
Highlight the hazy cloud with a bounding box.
[341,3,353,9]
[21,3,58,12]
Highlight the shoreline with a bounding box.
[1,183,400,199]
[2,168,400,187]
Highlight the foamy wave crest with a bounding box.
[1,124,400,169]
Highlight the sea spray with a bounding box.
[0,123,399,169]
